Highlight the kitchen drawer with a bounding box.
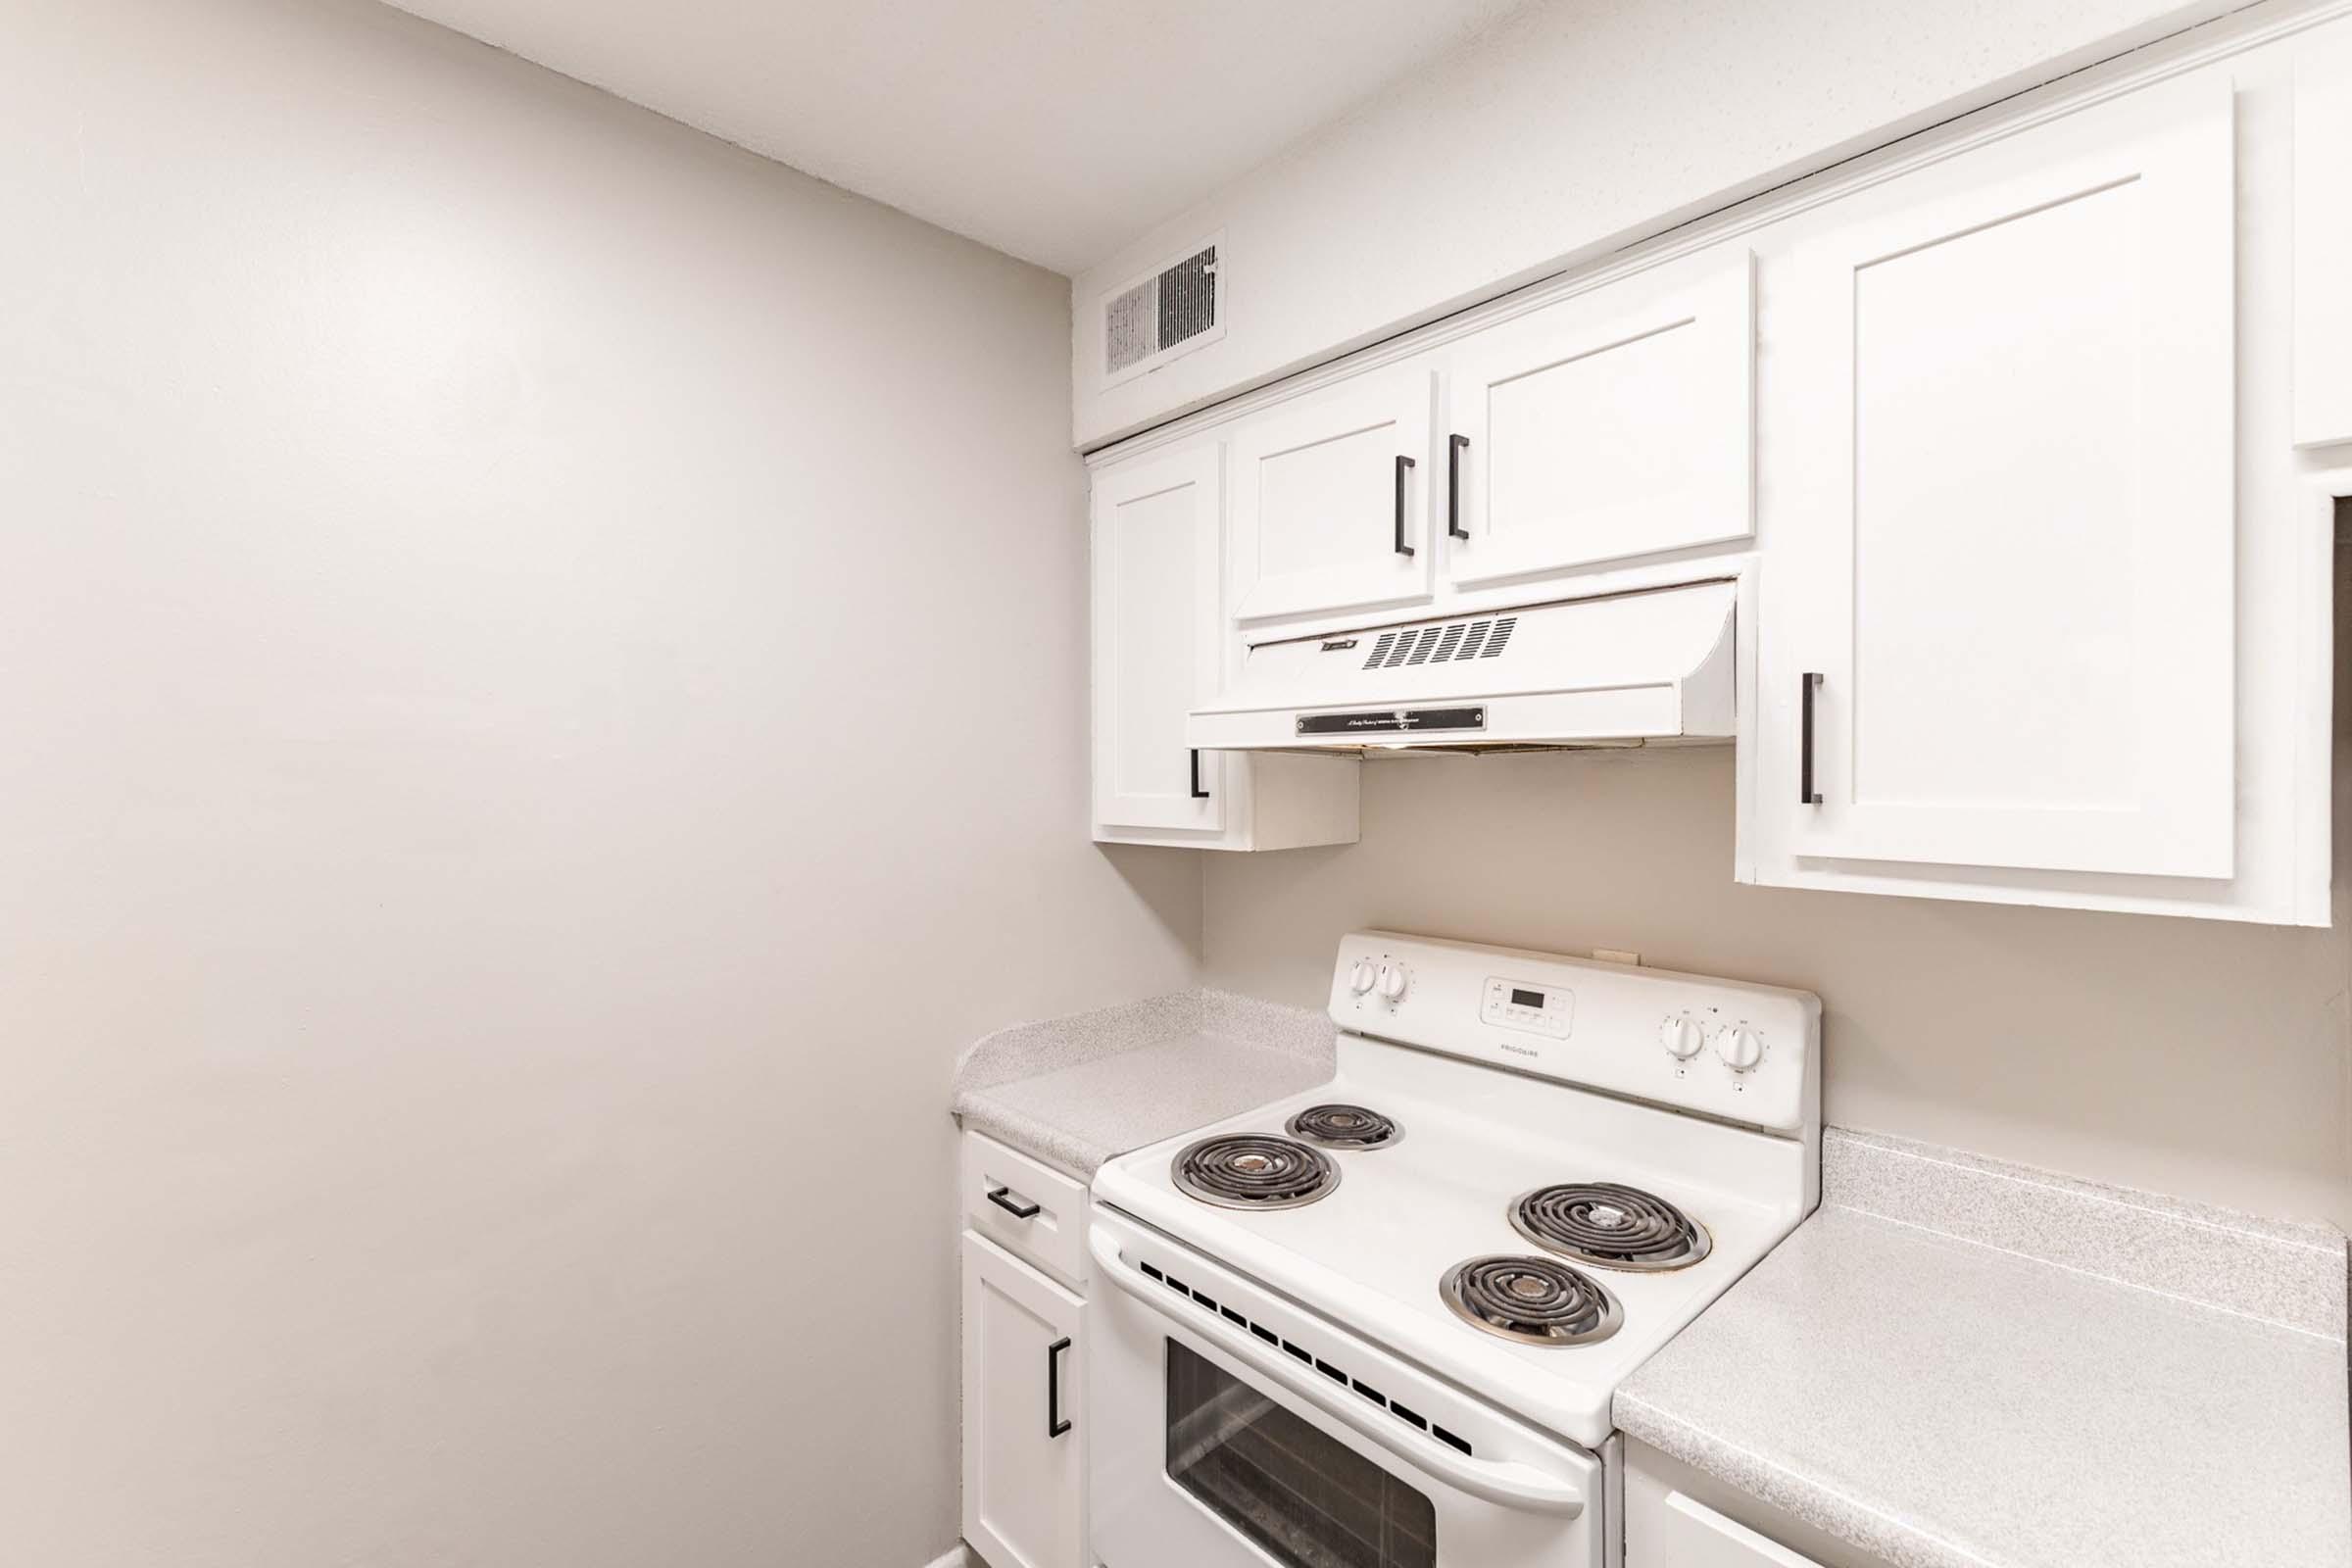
[1646,1492,1829,1568]
[961,1131,1088,1289]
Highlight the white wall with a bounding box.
[1204,725,2352,1228]
[1072,0,2230,445]
[0,2,1199,1564]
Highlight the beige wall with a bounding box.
[1072,0,2231,443]
[0,2,1197,1564]
[1205,726,2352,1228]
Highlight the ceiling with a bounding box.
[385,0,1536,274]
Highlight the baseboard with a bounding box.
[921,1545,980,1568]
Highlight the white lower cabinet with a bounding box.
[961,1230,1085,1568]
[1624,1440,1885,1568]
[1090,438,1358,851]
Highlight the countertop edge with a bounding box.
[951,1089,1106,1180]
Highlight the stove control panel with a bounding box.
[1481,976,1574,1038]
[1328,929,1821,1134]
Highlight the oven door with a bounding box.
[1087,1206,1603,1568]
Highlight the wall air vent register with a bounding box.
[1102,238,1225,384]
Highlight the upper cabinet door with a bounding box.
[1784,74,2237,878]
[2294,29,2352,449]
[1227,365,1436,624]
[1446,249,1754,588]
[1091,443,1224,833]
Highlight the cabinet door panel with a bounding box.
[1449,249,1753,586]
[2295,30,2352,449]
[1787,74,2235,878]
[961,1233,1084,1568]
[1091,444,1223,832]
[1229,366,1435,623]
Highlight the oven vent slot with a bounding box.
[1136,1250,1475,1456]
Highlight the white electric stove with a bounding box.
[1086,929,1821,1568]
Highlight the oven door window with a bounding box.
[1166,1341,1436,1568]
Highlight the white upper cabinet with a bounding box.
[1775,74,2238,880]
[1090,439,1360,851]
[1444,248,1754,588]
[2295,29,2352,449]
[1091,443,1224,834]
[1227,364,1437,625]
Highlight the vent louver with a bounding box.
[1361,614,1518,670]
[1104,244,1219,375]
[1136,1253,1475,1457]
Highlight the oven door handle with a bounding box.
[1087,1225,1587,1519]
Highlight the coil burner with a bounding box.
[1509,1183,1711,1272]
[1284,1104,1401,1151]
[1171,1135,1340,1210]
[1440,1255,1623,1347]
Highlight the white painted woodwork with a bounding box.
[961,1132,1089,1291]
[1091,444,1224,833]
[1445,248,1754,588]
[1228,365,1437,624]
[1779,73,2237,879]
[1624,1440,1891,1568]
[1088,16,2333,920]
[960,1233,1085,1568]
[1090,441,1361,849]
[2295,28,2352,448]
[1649,1494,1830,1568]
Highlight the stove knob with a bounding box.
[1714,1025,1765,1072]
[1660,1012,1706,1060]
[1376,962,1409,1001]
[1348,959,1378,996]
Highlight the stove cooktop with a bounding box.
[1092,930,1822,1449]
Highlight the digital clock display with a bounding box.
[1510,987,1545,1009]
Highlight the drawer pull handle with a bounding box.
[1447,434,1469,540]
[987,1186,1042,1220]
[1047,1336,1073,1439]
[1394,454,1417,558]
[1799,671,1824,807]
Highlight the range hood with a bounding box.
[1188,581,1737,754]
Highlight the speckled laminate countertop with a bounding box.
[1617,1129,2351,1568]
[952,989,1335,1176]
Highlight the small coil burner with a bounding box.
[1284,1103,1401,1151]
[1171,1135,1339,1210]
[1510,1182,1711,1272]
[1440,1255,1623,1347]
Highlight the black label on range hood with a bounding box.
[1296,707,1488,736]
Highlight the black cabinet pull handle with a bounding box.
[1047,1336,1073,1439]
[1189,748,1210,800]
[987,1186,1041,1220]
[1394,455,1416,558]
[1447,435,1469,540]
[1800,672,1824,806]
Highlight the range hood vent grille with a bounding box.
[1190,581,1738,754]
[1364,615,1518,670]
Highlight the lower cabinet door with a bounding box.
[1645,1493,1829,1568]
[961,1232,1085,1568]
